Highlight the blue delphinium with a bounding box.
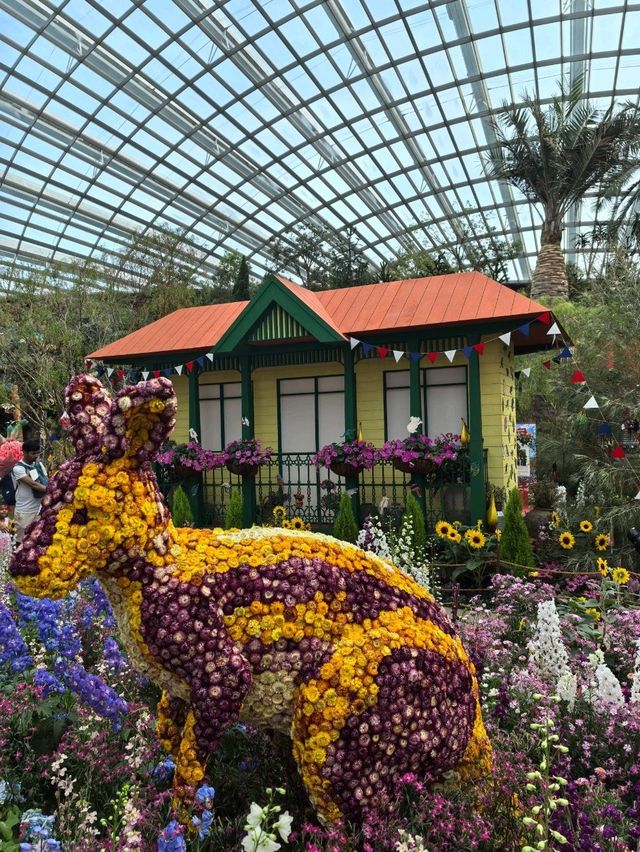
[192,784,215,840]
[33,668,66,697]
[158,819,186,852]
[54,660,128,727]
[103,637,127,671]
[15,594,81,660]
[18,809,61,850]
[152,756,176,784]
[0,600,32,673]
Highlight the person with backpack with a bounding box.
[11,439,48,544]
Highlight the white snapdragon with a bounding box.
[357,514,391,560]
[528,600,571,686]
[631,640,640,704]
[587,649,624,711]
[556,670,578,712]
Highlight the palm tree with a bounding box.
[486,78,640,301]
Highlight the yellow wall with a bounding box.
[170,349,518,492]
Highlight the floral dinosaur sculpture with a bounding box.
[10,374,491,825]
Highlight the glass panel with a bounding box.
[280,378,314,395]
[386,387,411,439]
[200,398,222,450]
[318,392,343,446]
[426,385,467,438]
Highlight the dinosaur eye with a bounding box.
[71,509,88,525]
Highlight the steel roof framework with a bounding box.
[0,0,638,287]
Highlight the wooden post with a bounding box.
[467,334,486,527]
[240,354,256,528]
[187,367,204,526]
[343,346,360,521]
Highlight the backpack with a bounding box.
[1,473,15,506]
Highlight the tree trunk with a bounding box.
[531,240,569,302]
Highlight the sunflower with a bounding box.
[594,533,610,551]
[465,530,486,549]
[559,531,575,550]
[579,520,593,533]
[596,557,609,577]
[291,517,305,530]
[435,520,451,538]
[495,528,502,541]
[550,511,560,528]
[281,519,291,529]
[273,505,287,520]
[447,529,462,543]
[611,566,630,585]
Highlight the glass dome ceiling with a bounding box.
[1,0,638,286]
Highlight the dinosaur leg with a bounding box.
[157,691,188,760]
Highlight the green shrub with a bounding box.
[171,485,193,527]
[332,492,358,543]
[401,492,426,557]
[225,490,243,529]
[500,487,534,573]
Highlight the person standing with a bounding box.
[11,439,48,544]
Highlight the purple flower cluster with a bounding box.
[0,600,32,673]
[223,437,272,467]
[380,432,462,466]
[15,594,81,659]
[312,439,380,470]
[155,441,225,472]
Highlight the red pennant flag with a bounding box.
[116,369,125,379]
[426,352,438,364]
[377,347,389,358]
[85,359,94,370]
[185,361,194,373]
[152,370,161,378]
[473,343,485,355]
[570,370,585,383]
[542,360,552,369]
[611,446,626,459]
[537,312,551,325]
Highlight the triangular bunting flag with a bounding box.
[85,359,94,370]
[96,366,105,377]
[559,347,572,359]
[377,346,389,358]
[362,342,372,355]
[107,368,114,377]
[522,367,531,378]
[583,395,599,409]
[196,356,206,368]
[185,361,194,373]
[611,446,626,459]
[635,490,640,501]
[517,323,530,336]
[116,369,125,380]
[393,350,404,363]
[206,352,214,362]
[547,322,561,336]
[141,371,149,380]
[128,371,138,382]
[350,337,360,350]
[444,349,457,363]
[426,352,438,364]
[570,370,585,383]
[153,370,161,378]
[498,332,511,346]
[542,360,552,369]
[537,312,551,325]
[472,343,485,355]
[175,365,183,375]
[552,356,562,364]
[410,352,422,363]
[462,346,474,358]
[597,422,612,435]
[162,368,172,377]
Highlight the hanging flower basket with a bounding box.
[226,460,260,477]
[329,461,365,478]
[392,457,435,476]
[172,463,199,479]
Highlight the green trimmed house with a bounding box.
[90,272,560,529]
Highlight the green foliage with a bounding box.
[500,488,535,573]
[171,485,193,528]
[232,256,252,300]
[225,490,243,529]
[401,493,426,556]
[332,492,359,543]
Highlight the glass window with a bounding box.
[279,376,344,453]
[384,367,468,439]
[199,382,241,450]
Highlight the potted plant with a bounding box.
[224,437,272,477]
[380,432,463,476]
[155,440,225,478]
[312,439,380,478]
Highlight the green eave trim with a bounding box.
[214,274,345,354]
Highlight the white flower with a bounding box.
[407,416,422,434]
[528,600,570,685]
[241,828,281,852]
[631,639,640,703]
[118,396,132,411]
[273,811,293,843]
[244,802,267,830]
[594,661,624,711]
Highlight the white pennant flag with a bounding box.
[175,365,183,375]
[141,371,149,380]
[547,322,561,336]
[583,395,599,409]
[393,350,404,363]
[206,351,214,362]
[444,349,457,363]
[350,337,360,350]
[522,367,531,378]
[106,367,114,377]
[499,332,511,346]
[635,490,640,501]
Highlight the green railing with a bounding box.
[159,451,488,531]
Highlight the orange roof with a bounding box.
[90,271,554,361]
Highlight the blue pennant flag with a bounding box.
[462,345,474,358]
[559,347,572,359]
[517,322,531,336]
[362,342,372,355]
[410,352,422,363]
[96,365,105,377]
[128,370,139,382]
[597,422,612,436]
[196,356,206,368]
[162,368,172,378]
